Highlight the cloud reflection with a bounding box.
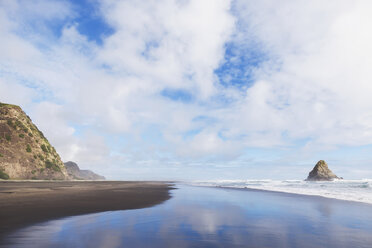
[6,186,372,248]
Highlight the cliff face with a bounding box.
[64,161,105,180]
[306,160,340,181]
[0,102,69,180]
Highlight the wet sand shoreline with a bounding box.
[0,181,174,241]
[201,184,372,206]
[4,184,372,248]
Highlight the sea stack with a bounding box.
[306,160,340,181]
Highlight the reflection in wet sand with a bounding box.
[4,185,372,248]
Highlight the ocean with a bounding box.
[191,179,372,204]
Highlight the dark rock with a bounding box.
[306,160,340,181]
[64,161,105,180]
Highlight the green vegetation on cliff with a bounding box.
[0,102,69,180]
[26,144,32,153]
[0,168,9,179]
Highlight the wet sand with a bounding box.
[3,184,372,248]
[0,181,174,241]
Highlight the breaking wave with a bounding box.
[190,179,372,204]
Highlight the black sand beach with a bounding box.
[2,184,372,248]
[0,181,173,242]
[185,186,372,248]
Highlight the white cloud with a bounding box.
[99,0,235,98]
[1,0,372,179]
[0,78,36,106]
[0,0,237,177]
[226,0,372,150]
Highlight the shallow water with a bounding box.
[192,179,372,204]
[3,185,372,248]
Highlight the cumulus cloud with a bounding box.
[1,0,372,179]
[229,0,372,149]
[0,0,236,175]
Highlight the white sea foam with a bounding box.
[190,179,372,204]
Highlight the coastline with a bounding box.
[4,184,372,248]
[0,181,174,241]
[189,179,372,205]
[196,184,372,206]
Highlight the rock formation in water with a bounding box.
[306,160,340,181]
[64,161,105,180]
[0,102,69,180]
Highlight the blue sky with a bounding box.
[1,0,372,180]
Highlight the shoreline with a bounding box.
[188,183,372,206]
[5,184,372,248]
[2,183,372,247]
[0,181,174,241]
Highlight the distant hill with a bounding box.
[0,102,69,180]
[64,161,105,180]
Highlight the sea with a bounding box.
[191,179,372,204]
[3,183,372,248]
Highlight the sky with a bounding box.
[1,0,372,180]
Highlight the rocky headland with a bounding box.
[64,161,105,180]
[0,102,68,180]
[0,102,103,180]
